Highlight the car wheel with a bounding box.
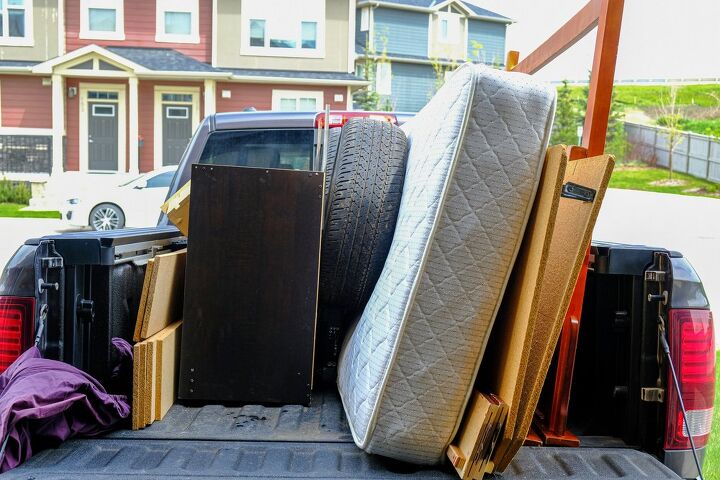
[320,117,408,312]
[90,203,126,231]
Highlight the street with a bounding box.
[1,188,719,346]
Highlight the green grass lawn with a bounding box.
[706,351,720,479]
[0,203,61,219]
[567,84,720,108]
[609,164,720,198]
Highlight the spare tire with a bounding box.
[320,118,407,312]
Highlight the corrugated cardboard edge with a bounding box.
[497,154,614,471]
[479,145,568,465]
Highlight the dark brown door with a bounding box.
[88,102,118,171]
[163,104,192,166]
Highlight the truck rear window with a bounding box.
[198,129,315,171]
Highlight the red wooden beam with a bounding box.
[513,0,602,75]
[582,0,625,156]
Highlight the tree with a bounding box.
[551,80,580,145]
[604,90,628,161]
[657,85,683,180]
[353,36,392,111]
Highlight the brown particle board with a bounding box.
[132,341,147,430]
[477,145,567,466]
[153,321,183,421]
[160,180,191,236]
[144,340,156,427]
[496,153,614,471]
[133,258,156,342]
[139,249,186,340]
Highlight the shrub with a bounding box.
[0,178,32,205]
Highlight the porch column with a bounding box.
[51,74,64,176]
[128,76,139,174]
[204,79,216,117]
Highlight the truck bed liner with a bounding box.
[5,440,677,479]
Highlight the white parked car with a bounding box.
[62,166,177,230]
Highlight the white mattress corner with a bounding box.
[337,64,557,464]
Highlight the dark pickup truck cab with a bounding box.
[0,111,713,479]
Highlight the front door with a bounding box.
[162,103,192,166]
[88,101,118,171]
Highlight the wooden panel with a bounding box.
[144,340,155,426]
[131,341,146,430]
[496,154,614,471]
[0,76,52,128]
[477,145,568,466]
[179,165,323,404]
[154,321,183,421]
[133,257,156,342]
[137,249,186,340]
[160,182,191,236]
[65,0,212,62]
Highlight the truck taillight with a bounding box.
[664,309,715,450]
[0,296,35,373]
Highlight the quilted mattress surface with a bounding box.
[336,64,556,464]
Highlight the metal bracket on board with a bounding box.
[561,182,596,202]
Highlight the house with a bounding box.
[355,0,511,112]
[0,0,364,190]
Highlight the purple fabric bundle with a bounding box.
[0,339,132,472]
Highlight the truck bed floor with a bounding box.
[3,390,680,479]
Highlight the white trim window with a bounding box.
[80,0,124,41]
[375,62,391,96]
[0,0,33,46]
[359,7,369,32]
[156,0,199,44]
[271,90,323,112]
[241,0,324,58]
[437,11,460,43]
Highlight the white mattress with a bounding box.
[336,64,556,464]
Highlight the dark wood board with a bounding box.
[179,165,323,405]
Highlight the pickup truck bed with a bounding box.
[5,389,677,479]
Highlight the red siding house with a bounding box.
[0,0,363,185]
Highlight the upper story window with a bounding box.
[240,0,324,58]
[359,7,369,32]
[0,0,33,46]
[80,0,124,40]
[156,0,199,44]
[436,11,461,43]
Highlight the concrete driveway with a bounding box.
[0,218,82,273]
[594,188,720,348]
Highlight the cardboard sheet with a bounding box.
[476,145,568,466]
[496,153,614,471]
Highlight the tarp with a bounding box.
[0,339,131,472]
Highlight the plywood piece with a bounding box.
[496,153,614,471]
[139,249,186,340]
[449,392,508,480]
[133,258,156,342]
[154,321,182,421]
[144,340,156,427]
[477,145,567,466]
[160,180,191,236]
[131,341,147,430]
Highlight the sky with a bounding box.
[472,0,720,82]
